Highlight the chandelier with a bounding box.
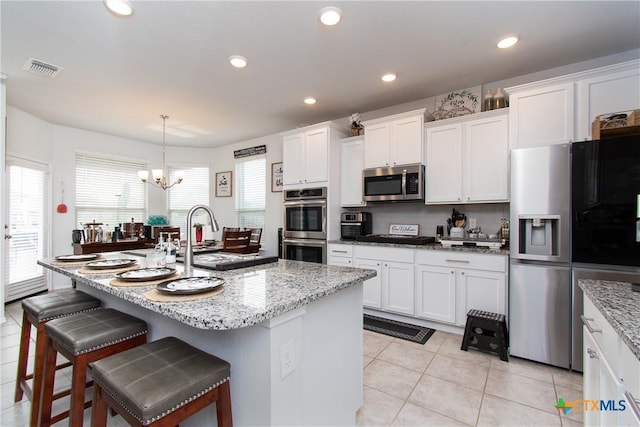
[138,115,184,190]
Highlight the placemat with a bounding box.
[78,264,140,275]
[50,256,105,267]
[144,286,225,302]
[109,273,182,288]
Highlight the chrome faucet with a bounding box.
[184,204,219,275]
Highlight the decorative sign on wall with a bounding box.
[215,171,232,197]
[388,224,419,236]
[425,85,481,121]
[271,162,283,192]
[234,145,266,159]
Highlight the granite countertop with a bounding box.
[579,279,640,360]
[38,254,376,331]
[328,239,509,255]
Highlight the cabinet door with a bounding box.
[328,256,352,267]
[355,258,382,309]
[509,83,575,148]
[577,67,640,140]
[415,264,456,324]
[391,115,423,166]
[382,261,414,315]
[583,328,601,427]
[304,127,329,184]
[364,122,390,168]
[456,269,506,326]
[463,115,509,202]
[341,139,366,207]
[425,123,463,203]
[282,133,305,185]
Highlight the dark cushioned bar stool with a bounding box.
[15,289,102,427]
[39,308,148,427]
[91,337,232,427]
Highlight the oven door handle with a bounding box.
[283,238,327,248]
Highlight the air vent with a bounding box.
[22,57,63,78]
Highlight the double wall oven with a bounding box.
[282,187,327,264]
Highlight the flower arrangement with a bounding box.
[349,113,364,135]
[193,223,203,230]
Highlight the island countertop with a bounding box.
[579,279,640,360]
[38,255,376,331]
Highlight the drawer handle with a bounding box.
[625,391,640,421]
[332,250,348,254]
[581,315,602,333]
[587,348,599,359]
[445,259,470,263]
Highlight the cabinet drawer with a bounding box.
[583,297,620,370]
[415,250,506,273]
[328,244,353,258]
[354,246,414,263]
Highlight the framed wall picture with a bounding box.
[271,162,283,192]
[215,171,232,197]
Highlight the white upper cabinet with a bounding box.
[508,82,574,148]
[575,62,640,140]
[425,109,509,204]
[340,136,366,207]
[507,59,639,147]
[363,109,425,168]
[282,126,328,186]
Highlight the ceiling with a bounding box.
[2,1,639,148]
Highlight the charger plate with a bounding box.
[156,276,224,295]
[115,267,176,282]
[84,258,137,270]
[55,254,100,262]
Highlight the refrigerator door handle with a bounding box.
[580,315,602,333]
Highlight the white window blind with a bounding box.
[5,159,49,301]
[235,157,266,227]
[168,166,210,238]
[75,153,147,230]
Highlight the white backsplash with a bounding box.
[349,203,509,237]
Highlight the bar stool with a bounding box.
[91,337,232,427]
[39,308,148,427]
[14,289,102,427]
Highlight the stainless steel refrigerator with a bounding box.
[509,143,571,369]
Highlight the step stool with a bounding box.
[460,309,509,362]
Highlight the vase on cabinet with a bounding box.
[195,228,203,243]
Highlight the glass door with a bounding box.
[4,157,50,302]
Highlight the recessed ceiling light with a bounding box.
[381,73,397,83]
[229,55,248,68]
[319,7,342,26]
[304,97,317,105]
[103,0,133,17]
[497,35,519,49]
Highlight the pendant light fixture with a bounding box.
[138,115,184,190]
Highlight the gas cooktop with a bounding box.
[355,234,436,245]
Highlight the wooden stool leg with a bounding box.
[30,322,49,427]
[91,383,108,427]
[14,311,31,402]
[38,336,58,427]
[217,381,233,427]
[69,355,89,427]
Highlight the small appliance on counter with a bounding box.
[340,212,372,240]
[439,237,503,249]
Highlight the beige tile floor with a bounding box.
[1,300,583,426]
[359,329,583,426]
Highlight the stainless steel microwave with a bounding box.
[363,164,424,202]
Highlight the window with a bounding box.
[167,166,210,238]
[235,157,266,227]
[75,152,147,231]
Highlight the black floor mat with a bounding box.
[364,314,435,345]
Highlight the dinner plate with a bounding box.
[84,259,137,270]
[55,254,100,262]
[115,267,176,282]
[156,277,224,295]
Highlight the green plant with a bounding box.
[193,223,203,230]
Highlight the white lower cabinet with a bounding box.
[327,244,353,267]
[382,261,414,315]
[415,251,507,326]
[355,258,382,309]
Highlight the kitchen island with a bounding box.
[39,254,376,426]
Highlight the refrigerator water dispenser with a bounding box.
[518,216,560,257]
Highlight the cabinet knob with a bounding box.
[457,197,461,201]
[461,272,465,275]
[451,271,454,274]
[467,197,470,201]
